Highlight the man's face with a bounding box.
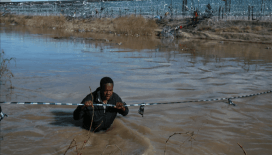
[101,83,113,101]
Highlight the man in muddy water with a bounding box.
[73,77,129,132]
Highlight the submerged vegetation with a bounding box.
[0,50,15,88]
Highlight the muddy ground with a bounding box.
[156,16,272,44]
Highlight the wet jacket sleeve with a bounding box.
[115,94,129,116]
[119,101,129,116]
[73,93,93,120]
[73,105,85,120]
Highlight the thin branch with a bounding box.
[87,87,94,134]
[78,87,97,153]
[65,87,97,155]
[164,125,203,155]
[237,143,247,155]
[179,136,191,148]
[164,132,186,155]
[79,120,103,152]
[101,144,123,155]
[64,138,78,155]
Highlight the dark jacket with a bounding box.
[73,87,129,131]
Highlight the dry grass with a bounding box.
[0,14,157,36]
[239,26,251,33]
[2,14,69,29]
[213,28,223,32]
[244,26,251,31]
[198,26,212,31]
[230,26,240,31]
[223,26,240,32]
[253,26,262,31]
[30,15,66,29]
[112,15,157,36]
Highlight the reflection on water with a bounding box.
[0,25,272,155]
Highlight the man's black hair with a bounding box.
[100,77,114,88]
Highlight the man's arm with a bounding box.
[73,105,85,120]
[118,102,129,116]
[114,94,129,116]
[73,93,94,120]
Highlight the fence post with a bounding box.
[229,0,231,13]
[219,6,221,20]
[107,8,109,18]
[175,5,177,19]
[170,0,173,20]
[248,5,250,20]
[261,0,263,14]
[222,7,224,19]
[252,6,254,20]
[152,6,154,17]
[182,0,184,12]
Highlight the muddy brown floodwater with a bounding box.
[0,25,272,155]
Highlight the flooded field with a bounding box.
[0,25,272,155]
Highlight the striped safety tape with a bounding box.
[0,90,271,107]
[0,90,271,117]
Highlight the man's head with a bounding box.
[100,77,114,101]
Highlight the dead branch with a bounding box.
[79,120,103,152]
[237,143,247,155]
[101,144,123,155]
[0,50,16,87]
[65,86,98,155]
[64,138,78,155]
[78,87,98,153]
[164,132,186,155]
[164,125,203,155]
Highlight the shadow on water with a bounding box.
[50,110,82,127]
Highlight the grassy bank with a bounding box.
[0,13,158,36]
[1,13,272,44]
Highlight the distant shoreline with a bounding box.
[0,0,131,3]
[1,13,272,44]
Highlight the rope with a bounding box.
[0,90,271,107]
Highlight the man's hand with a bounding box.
[82,100,93,109]
[114,102,126,111]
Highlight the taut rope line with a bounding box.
[0,90,271,118]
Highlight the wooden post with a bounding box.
[252,6,254,20]
[182,0,184,12]
[170,0,173,20]
[222,7,224,19]
[219,6,221,20]
[152,6,154,18]
[248,5,250,20]
[261,0,263,13]
[175,5,177,19]
[229,0,231,13]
